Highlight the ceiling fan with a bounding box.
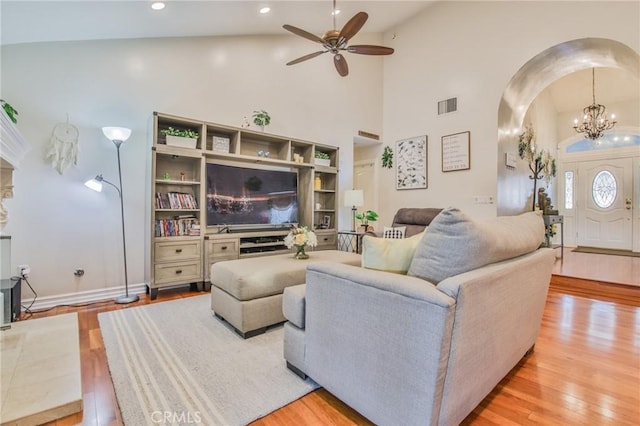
[283,0,394,77]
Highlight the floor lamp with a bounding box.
[85,127,138,304]
[343,189,364,232]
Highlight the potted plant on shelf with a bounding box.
[253,110,271,131]
[355,210,378,231]
[314,151,331,167]
[161,127,199,149]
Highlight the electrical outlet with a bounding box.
[474,196,495,205]
[17,264,31,278]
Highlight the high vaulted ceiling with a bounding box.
[0,1,433,46]
[2,1,638,117]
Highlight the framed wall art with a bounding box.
[396,135,428,190]
[441,131,470,172]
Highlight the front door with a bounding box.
[577,158,633,250]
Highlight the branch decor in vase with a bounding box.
[518,125,557,211]
[161,126,199,149]
[284,226,318,259]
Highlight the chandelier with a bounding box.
[573,68,616,140]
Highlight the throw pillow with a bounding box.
[383,226,406,239]
[362,231,425,274]
[408,208,545,284]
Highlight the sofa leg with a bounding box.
[286,361,307,380]
[525,344,535,357]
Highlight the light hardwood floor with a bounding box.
[25,254,640,425]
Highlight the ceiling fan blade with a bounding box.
[338,12,368,43]
[286,51,327,66]
[283,24,325,44]
[347,45,395,55]
[334,53,349,77]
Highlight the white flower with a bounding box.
[284,226,318,248]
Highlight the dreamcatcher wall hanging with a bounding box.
[46,115,79,174]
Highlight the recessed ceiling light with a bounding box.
[332,9,341,16]
[260,7,271,14]
[151,2,165,10]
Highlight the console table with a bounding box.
[543,214,563,259]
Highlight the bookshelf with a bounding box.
[148,112,339,299]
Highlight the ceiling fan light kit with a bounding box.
[283,1,394,77]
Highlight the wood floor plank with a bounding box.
[22,261,638,426]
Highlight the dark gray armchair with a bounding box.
[368,208,443,237]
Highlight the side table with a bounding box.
[337,230,366,254]
[543,214,564,259]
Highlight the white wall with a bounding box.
[1,33,385,298]
[378,1,639,226]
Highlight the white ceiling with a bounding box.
[1,1,637,116]
[0,1,433,46]
[547,67,640,113]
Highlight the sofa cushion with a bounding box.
[362,231,424,274]
[408,208,545,284]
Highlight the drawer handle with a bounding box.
[221,246,228,250]
[175,270,183,274]
[176,249,183,253]
[323,238,329,241]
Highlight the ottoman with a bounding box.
[211,250,361,338]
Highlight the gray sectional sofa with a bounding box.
[283,208,555,425]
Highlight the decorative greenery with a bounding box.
[161,126,199,139]
[518,125,557,211]
[253,110,271,127]
[381,145,393,168]
[1,100,18,124]
[315,151,330,159]
[355,210,379,226]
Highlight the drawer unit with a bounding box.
[154,260,202,285]
[204,238,239,282]
[208,238,239,260]
[314,231,337,250]
[155,240,201,262]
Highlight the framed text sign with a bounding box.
[441,131,470,172]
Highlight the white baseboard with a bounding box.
[21,283,148,311]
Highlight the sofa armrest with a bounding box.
[304,263,456,425]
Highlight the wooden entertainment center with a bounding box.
[148,112,339,299]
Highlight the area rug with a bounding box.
[98,295,318,425]
[573,246,640,257]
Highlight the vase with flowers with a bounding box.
[284,226,318,259]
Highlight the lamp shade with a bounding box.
[344,189,364,207]
[84,178,103,192]
[102,127,131,142]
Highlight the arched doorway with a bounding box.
[496,38,640,216]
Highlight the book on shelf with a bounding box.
[155,218,200,237]
[156,192,198,210]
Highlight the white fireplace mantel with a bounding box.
[0,108,31,227]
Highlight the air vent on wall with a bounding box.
[438,97,457,115]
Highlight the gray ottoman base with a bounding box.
[210,250,361,339]
[211,286,285,338]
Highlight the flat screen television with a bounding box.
[206,163,298,229]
